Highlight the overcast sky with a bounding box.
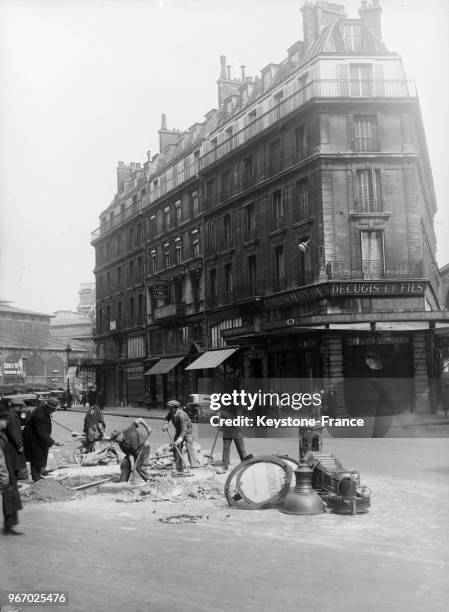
[0,0,448,315]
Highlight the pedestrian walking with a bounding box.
[216,408,248,474]
[97,388,105,411]
[23,398,62,481]
[441,382,449,418]
[325,385,338,418]
[87,387,97,407]
[162,400,198,472]
[3,400,27,479]
[0,406,23,535]
[83,403,106,453]
[110,418,152,482]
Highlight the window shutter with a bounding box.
[337,64,349,96]
[374,64,384,95]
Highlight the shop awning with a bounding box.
[185,348,237,370]
[375,322,431,331]
[144,356,186,375]
[328,323,371,330]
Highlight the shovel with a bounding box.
[165,429,192,474]
[204,428,220,467]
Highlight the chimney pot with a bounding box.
[226,65,232,80]
[161,113,167,130]
[219,55,227,80]
[240,65,246,82]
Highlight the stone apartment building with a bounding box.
[91,0,447,411]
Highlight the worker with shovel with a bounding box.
[162,400,199,474]
[110,418,152,483]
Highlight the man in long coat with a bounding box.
[4,400,27,479]
[0,405,23,535]
[23,398,61,481]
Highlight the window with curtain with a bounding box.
[353,117,377,152]
[349,63,373,96]
[356,169,382,212]
[360,230,384,278]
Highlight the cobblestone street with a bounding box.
[1,410,448,611]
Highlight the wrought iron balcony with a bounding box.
[327,260,424,280]
[352,198,384,213]
[233,272,315,301]
[201,79,416,168]
[352,137,378,152]
[91,201,142,243]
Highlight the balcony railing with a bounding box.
[201,79,416,168]
[153,303,186,320]
[327,260,424,280]
[352,137,378,152]
[91,201,142,242]
[353,198,384,213]
[233,272,314,301]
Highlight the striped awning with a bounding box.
[144,356,186,375]
[185,348,237,370]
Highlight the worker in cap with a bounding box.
[0,405,23,535]
[162,399,198,472]
[23,398,63,482]
[110,418,152,482]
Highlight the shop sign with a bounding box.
[126,364,144,381]
[264,281,426,308]
[345,336,410,346]
[3,359,25,376]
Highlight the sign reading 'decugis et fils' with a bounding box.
[264,281,427,307]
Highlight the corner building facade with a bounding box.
[91,1,447,412]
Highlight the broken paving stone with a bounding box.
[159,514,207,524]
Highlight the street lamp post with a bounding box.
[65,343,72,397]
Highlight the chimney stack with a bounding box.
[217,56,242,108]
[161,113,167,131]
[301,1,347,49]
[240,65,246,82]
[219,55,227,80]
[359,0,382,40]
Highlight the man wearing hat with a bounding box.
[0,405,23,535]
[109,418,152,482]
[162,400,199,472]
[23,398,62,482]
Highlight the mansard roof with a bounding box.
[302,18,389,65]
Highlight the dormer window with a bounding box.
[342,24,362,52]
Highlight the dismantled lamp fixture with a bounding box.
[280,460,325,515]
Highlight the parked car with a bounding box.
[2,393,39,430]
[184,394,214,422]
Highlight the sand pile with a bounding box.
[20,479,74,504]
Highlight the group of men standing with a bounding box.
[0,391,253,536]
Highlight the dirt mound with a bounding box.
[20,479,74,504]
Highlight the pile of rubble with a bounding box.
[19,479,75,504]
